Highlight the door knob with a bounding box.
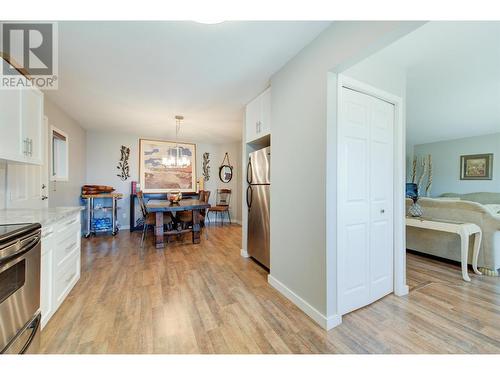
[41,195,48,200]
[380,209,385,213]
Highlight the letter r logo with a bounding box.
[2,23,53,75]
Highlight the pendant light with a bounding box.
[162,115,190,169]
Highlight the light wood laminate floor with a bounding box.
[40,225,500,354]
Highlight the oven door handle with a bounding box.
[19,313,41,354]
[1,313,41,354]
[0,235,40,265]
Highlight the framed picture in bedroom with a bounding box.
[460,153,493,180]
[139,138,197,193]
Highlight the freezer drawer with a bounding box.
[247,184,270,268]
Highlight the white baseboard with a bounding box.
[395,284,409,296]
[267,274,342,330]
[119,225,130,230]
[240,248,250,258]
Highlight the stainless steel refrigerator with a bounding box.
[246,146,270,268]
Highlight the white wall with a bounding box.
[45,97,87,207]
[269,21,422,328]
[86,130,242,229]
[342,55,407,98]
[413,133,500,197]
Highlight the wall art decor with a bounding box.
[116,145,131,181]
[460,153,493,180]
[139,138,197,193]
[219,152,233,183]
[202,152,210,181]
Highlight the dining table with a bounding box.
[146,198,211,249]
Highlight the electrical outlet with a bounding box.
[122,213,127,219]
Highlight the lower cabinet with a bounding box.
[40,213,81,329]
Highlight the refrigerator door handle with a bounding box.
[246,159,252,184]
[246,185,253,210]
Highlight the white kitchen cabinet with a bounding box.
[0,89,23,162]
[0,61,44,165]
[245,87,271,143]
[40,213,81,329]
[20,88,44,165]
[260,88,271,136]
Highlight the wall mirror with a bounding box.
[219,152,233,183]
[51,126,69,181]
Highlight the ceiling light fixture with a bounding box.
[162,115,190,169]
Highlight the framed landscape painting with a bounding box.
[139,139,197,193]
[460,153,493,180]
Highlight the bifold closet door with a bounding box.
[338,86,395,315]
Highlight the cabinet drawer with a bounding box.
[54,252,79,306]
[54,229,80,267]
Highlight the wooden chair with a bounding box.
[137,191,173,247]
[209,189,232,225]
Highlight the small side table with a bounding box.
[82,193,123,237]
[406,217,482,281]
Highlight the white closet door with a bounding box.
[368,94,394,302]
[338,87,394,315]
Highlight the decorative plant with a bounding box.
[411,154,432,197]
[116,145,131,181]
[202,152,210,181]
[417,156,428,193]
[425,154,432,197]
[411,157,417,184]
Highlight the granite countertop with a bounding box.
[0,207,84,226]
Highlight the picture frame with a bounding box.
[460,153,493,180]
[139,138,197,193]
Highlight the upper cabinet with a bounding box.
[21,88,44,165]
[0,72,44,165]
[245,87,271,143]
[0,89,22,161]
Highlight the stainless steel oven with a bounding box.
[0,223,41,354]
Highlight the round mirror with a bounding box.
[219,165,233,183]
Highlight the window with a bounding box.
[51,126,68,181]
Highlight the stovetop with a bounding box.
[0,223,41,245]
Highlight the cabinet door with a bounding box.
[245,95,260,143]
[260,88,271,136]
[21,88,44,165]
[0,89,23,162]
[6,116,48,209]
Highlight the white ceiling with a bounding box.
[347,21,500,147]
[45,21,331,144]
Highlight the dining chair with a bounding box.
[209,189,232,225]
[137,191,172,247]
